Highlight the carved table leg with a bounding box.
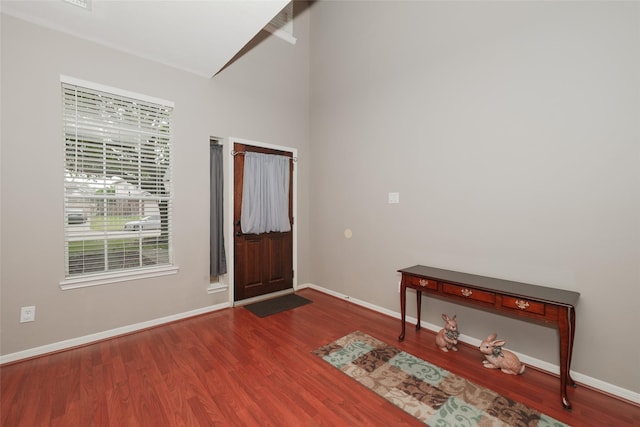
[399,282,407,341]
[567,306,577,387]
[416,289,422,330]
[558,306,577,410]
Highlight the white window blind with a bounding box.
[264,1,296,45]
[62,80,174,283]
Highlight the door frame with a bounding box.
[224,137,298,306]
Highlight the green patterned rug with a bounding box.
[312,331,570,427]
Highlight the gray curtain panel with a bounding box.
[210,144,227,276]
[241,152,291,234]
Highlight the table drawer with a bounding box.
[404,275,438,290]
[441,283,495,304]
[501,296,546,315]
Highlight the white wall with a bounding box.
[2,0,639,401]
[309,1,639,394]
[0,10,310,355]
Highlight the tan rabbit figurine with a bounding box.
[435,314,459,352]
[478,333,525,375]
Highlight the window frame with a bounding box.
[59,76,178,290]
[264,1,296,44]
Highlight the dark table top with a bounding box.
[399,265,580,307]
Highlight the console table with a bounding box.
[398,265,580,410]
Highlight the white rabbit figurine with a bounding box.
[435,314,459,352]
[478,333,525,375]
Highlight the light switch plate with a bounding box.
[388,192,400,204]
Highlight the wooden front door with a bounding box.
[233,142,294,301]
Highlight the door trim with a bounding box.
[224,137,298,306]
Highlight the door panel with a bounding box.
[234,142,293,301]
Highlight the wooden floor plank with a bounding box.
[1,288,638,426]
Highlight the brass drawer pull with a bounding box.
[461,288,473,297]
[515,300,530,310]
[419,279,429,287]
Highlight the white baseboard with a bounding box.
[2,286,309,364]
[305,283,640,405]
[3,283,638,405]
[2,286,308,364]
[0,302,230,365]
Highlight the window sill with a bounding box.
[207,282,227,294]
[59,265,179,290]
[264,25,297,45]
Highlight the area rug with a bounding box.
[244,294,312,318]
[312,331,570,427]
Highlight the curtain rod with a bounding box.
[231,150,297,162]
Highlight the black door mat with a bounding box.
[244,294,312,318]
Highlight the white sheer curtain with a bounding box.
[240,152,291,234]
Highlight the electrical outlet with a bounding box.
[20,306,36,323]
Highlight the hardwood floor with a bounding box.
[1,288,638,426]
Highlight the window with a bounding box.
[60,77,176,289]
[264,1,296,45]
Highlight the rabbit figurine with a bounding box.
[435,314,459,352]
[478,333,525,375]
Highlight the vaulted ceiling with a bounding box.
[0,0,291,78]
